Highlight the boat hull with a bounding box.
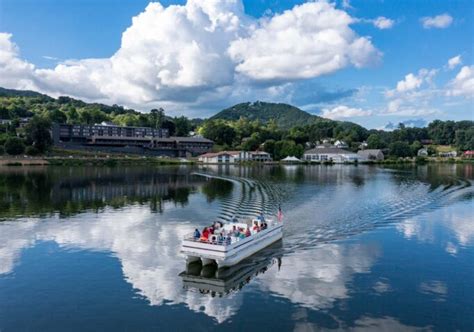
[181,224,283,267]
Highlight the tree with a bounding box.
[273,140,304,160]
[367,133,386,149]
[199,120,236,146]
[410,140,423,156]
[47,109,67,124]
[287,127,309,145]
[161,119,176,136]
[263,139,276,157]
[150,108,165,129]
[0,106,10,119]
[0,145,4,155]
[66,108,80,124]
[113,113,139,127]
[455,128,474,150]
[175,116,191,136]
[389,141,412,158]
[241,133,261,151]
[24,116,53,153]
[79,107,109,125]
[4,137,25,155]
[25,146,40,156]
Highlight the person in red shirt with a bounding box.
[245,227,251,237]
[252,221,260,232]
[201,227,210,241]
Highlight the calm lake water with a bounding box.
[0,164,473,331]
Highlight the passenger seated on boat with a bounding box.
[253,221,260,232]
[193,229,200,240]
[261,222,267,230]
[245,228,251,237]
[201,227,210,241]
[210,234,218,244]
[226,235,232,245]
[217,233,225,244]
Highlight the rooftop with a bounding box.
[173,136,214,143]
[199,151,241,158]
[357,149,383,155]
[305,147,353,154]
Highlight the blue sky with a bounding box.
[0,0,472,128]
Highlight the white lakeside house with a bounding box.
[303,147,360,163]
[198,151,272,163]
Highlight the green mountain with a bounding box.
[0,87,52,99]
[211,101,322,128]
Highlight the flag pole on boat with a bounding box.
[277,205,283,222]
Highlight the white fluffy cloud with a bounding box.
[0,33,36,90]
[382,57,474,117]
[372,16,395,29]
[320,105,372,119]
[396,73,423,92]
[420,13,453,29]
[228,1,381,80]
[383,68,440,116]
[446,65,474,97]
[447,55,462,70]
[0,0,381,112]
[394,69,437,93]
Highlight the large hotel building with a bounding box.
[52,122,213,157]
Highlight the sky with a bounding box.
[0,0,473,129]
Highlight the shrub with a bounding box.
[0,145,4,155]
[25,146,40,156]
[4,137,25,155]
[415,156,428,164]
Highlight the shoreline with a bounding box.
[0,156,472,167]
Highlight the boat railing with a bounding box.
[183,220,281,247]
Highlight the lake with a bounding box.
[0,164,473,331]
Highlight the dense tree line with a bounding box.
[0,90,473,159]
[0,94,196,155]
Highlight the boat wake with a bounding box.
[194,171,473,253]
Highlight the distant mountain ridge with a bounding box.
[0,87,52,99]
[1,87,361,131]
[211,101,323,128]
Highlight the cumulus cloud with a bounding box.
[372,16,395,29]
[420,13,453,29]
[229,2,381,80]
[380,68,441,116]
[396,73,423,92]
[0,33,36,90]
[446,65,474,98]
[0,0,381,114]
[394,69,437,93]
[447,55,462,70]
[320,105,372,119]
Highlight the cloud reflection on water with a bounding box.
[0,205,382,323]
[396,202,474,256]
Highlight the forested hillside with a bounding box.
[212,101,322,128]
[0,87,473,158]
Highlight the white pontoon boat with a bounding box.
[181,215,283,268]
